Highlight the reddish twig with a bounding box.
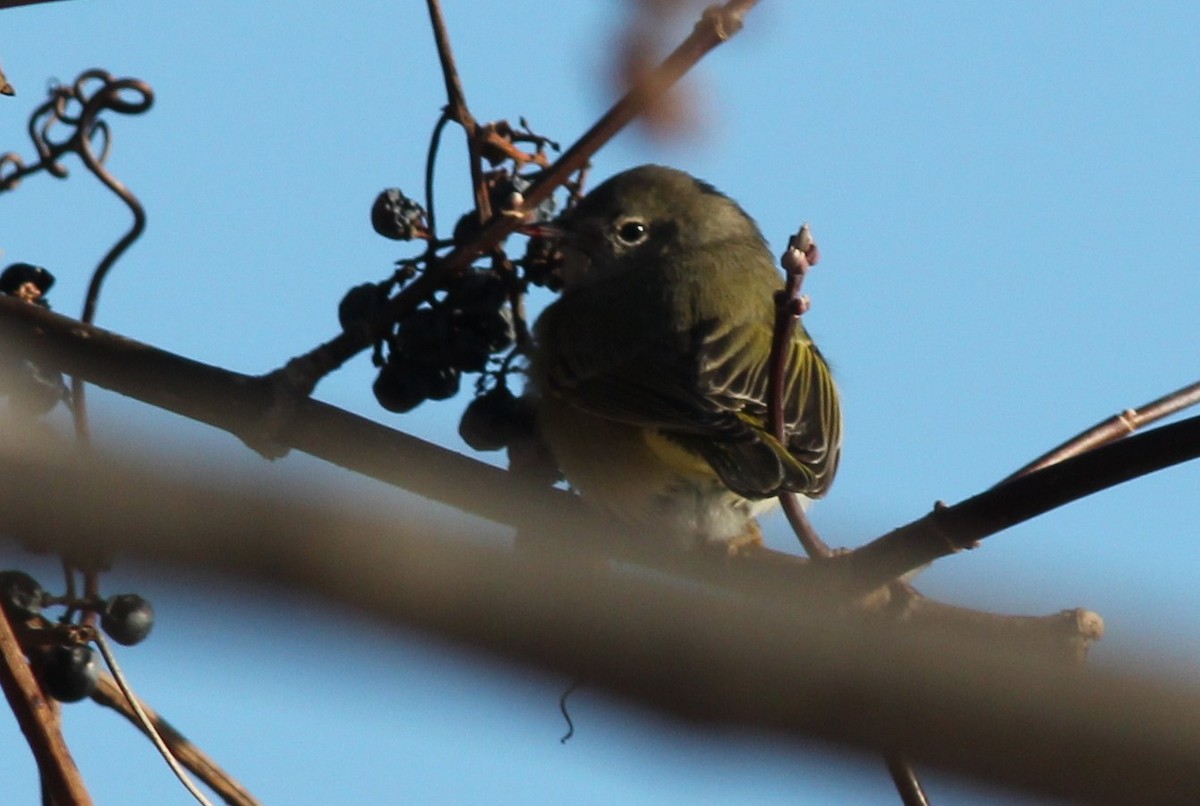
[998,378,1200,484]
[769,224,831,559]
[770,224,927,806]
[0,607,93,805]
[425,0,491,223]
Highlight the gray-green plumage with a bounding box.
[532,165,840,542]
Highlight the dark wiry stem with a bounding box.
[425,0,490,223]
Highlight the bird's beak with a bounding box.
[519,220,569,241]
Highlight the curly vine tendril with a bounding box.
[0,68,155,445]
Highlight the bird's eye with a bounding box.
[615,219,649,245]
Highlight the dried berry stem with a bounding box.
[90,672,262,806]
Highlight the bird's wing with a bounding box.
[538,294,841,499]
[686,316,842,498]
[537,292,731,433]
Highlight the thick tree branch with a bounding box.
[0,439,1182,806]
[3,295,1196,604]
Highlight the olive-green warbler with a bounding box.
[531,165,841,548]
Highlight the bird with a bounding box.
[529,164,841,550]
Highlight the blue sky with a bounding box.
[2,1,1199,802]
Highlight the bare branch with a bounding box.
[829,413,1200,594]
[999,378,1200,483]
[89,672,259,805]
[4,294,1198,601]
[0,439,1186,806]
[0,607,93,805]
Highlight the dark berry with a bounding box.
[459,386,519,451]
[451,212,483,246]
[423,364,461,401]
[444,269,506,315]
[448,331,491,373]
[101,594,155,646]
[0,263,55,297]
[0,570,43,620]
[38,644,99,703]
[398,307,448,358]
[338,283,384,331]
[371,189,427,241]
[522,237,563,292]
[373,359,428,413]
[448,309,515,373]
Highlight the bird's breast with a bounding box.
[536,392,773,544]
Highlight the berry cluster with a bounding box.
[0,569,154,703]
[360,129,583,455]
[458,382,533,452]
[370,269,515,414]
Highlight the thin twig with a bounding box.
[0,607,93,805]
[93,633,215,806]
[89,672,261,806]
[998,378,1200,484]
[887,755,931,806]
[758,215,921,804]
[828,411,1200,595]
[425,0,490,223]
[768,224,830,559]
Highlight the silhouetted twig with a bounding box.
[4,296,1197,600]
